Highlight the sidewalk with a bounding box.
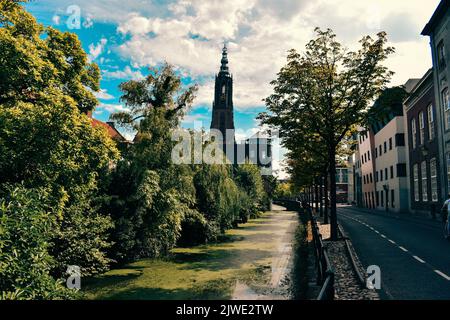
[337,205,442,231]
[313,214,379,300]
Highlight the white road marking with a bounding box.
[413,256,426,263]
[340,210,450,282]
[434,270,450,281]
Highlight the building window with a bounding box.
[391,189,395,208]
[380,170,383,181]
[438,40,446,71]
[376,191,379,207]
[368,150,370,160]
[397,163,407,177]
[379,145,382,156]
[342,169,348,183]
[380,190,384,207]
[370,173,373,183]
[421,161,428,202]
[443,88,450,130]
[411,118,417,149]
[375,171,379,182]
[395,133,405,147]
[384,141,387,153]
[419,111,425,145]
[427,104,435,141]
[413,164,419,202]
[389,137,392,150]
[385,168,388,180]
[375,148,378,158]
[430,158,438,202]
[390,166,394,179]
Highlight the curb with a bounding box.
[338,224,366,288]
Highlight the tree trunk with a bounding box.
[319,176,323,217]
[314,179,319,215]
[329,148,338,240]
[324,173,329,224]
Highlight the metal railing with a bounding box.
[274,198,335,300]
[311,213,335,300]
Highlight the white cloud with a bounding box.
[88,38,107,61]
[102,66,145,80]
[96,103,130,114]
[181,113,209,127]
[52,14,60,25]
[112,0,440,110]
[95,89,115,100]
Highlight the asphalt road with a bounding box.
[337,205,450,300]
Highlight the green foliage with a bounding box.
[177,209,210,246]
[0,185,76,300]
[274,182,295,199]
[259,27,394,239]
[0,0,100,112]
[106,65,198,262]
[193,164,240,232]
[0,1,119,298]
[234,164,267,220]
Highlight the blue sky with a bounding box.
[26,1,264,133]
[25,0,441,178]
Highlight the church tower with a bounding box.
[210,44,235,142]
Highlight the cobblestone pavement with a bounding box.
[317,219,379,300]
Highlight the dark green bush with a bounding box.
[0,185,76,300]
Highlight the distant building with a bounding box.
[353,138,364,207]
[355,80,419,213]
[404,69,442,215]
[87,111,130,151]
[210,44,272,172]
[358,129,376,208]
[421,0,450,201]
[336,166,350,203]
[346,154,355,204]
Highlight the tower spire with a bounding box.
[220,42,229,74]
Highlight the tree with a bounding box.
[0,0,100,112]
[0,185,76,300]
[107,64,199,262]
[0,0,119,282]
[259,28,394,240]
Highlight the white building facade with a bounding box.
[373,117,409,213]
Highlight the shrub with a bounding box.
[178,209,210,246]
[0,185,76,300]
